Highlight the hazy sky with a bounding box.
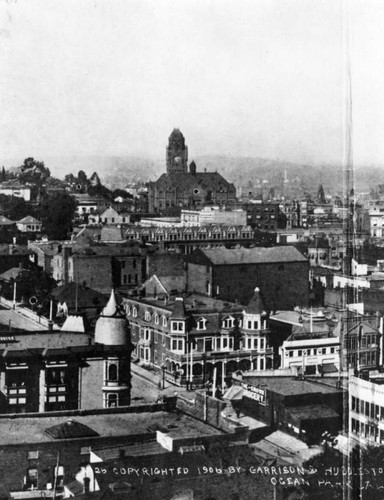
[0,0,383,167]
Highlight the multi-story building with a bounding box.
[181,206,247,227]
[186,246,309,310]
[349,374,384,446]
[51,243,148,294]
[123,285,273,387]
[148,129,237,214]
[0,290,131,413]
[242,201,286,230]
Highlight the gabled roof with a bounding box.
[0,215,14,225]
[17,215,41,224]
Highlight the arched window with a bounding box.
[108,363,117,381]
[154,313,159,325]
[145,310,151,322]
[133,307,137,318]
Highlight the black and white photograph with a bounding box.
[0,0,384,498]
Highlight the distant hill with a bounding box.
[0,155,379,193]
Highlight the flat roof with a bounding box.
[242,376,343,396]
[0,410,222,445]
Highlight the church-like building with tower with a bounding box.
[148,129,237,214]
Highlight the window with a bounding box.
[28,451,39,460]
[171,339,184,351]
[162,316,168,327]
[133,307,137,317]
[222,317,234,329]
[247,321,252,329]
[260,338,265,350]
[145,310,151,321]
[171,321,184,332]
[108,364,117,381]
[196,318,206,330]
[253,321,259,330]
[108,393,118,408]
[126,305,131,316]
[154,314,159,325]
[26,467,38,489]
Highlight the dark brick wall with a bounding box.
[72,256,113,294]
[215,262,308,309]
[186,262,212,295]
[148,253,186,285]
[79,359,104,410]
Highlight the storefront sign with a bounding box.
[241,382,266,405]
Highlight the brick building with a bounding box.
[0,290,131,414]
[51,242,148,294]
[186,246,309,310]
[123,285,274,387]
[233,375,343,444]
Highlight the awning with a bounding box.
[318,363,338,374]
[287,405,339,424]
[223,385,243,401]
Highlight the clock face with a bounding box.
[173,156,181,164]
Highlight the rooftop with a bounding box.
[195,246,307,265]
[241,376,343,396]
[0,410,221,445]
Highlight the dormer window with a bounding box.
[125,305,131,316]
[222,317,234,329]
[145,311,151,322]
[196,318,206,330]
[154,313,159,325]
[162,315,168,327]
[132,307,137,318]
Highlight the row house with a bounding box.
[123,284,274,388]
[124,224,275,254]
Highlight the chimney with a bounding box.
[83,477,90,494]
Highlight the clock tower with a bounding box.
[166,128,188,174]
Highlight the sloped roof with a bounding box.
[170,297,186,319]
[195,246,307,265]
[153,171,235,190]
[0,266,27,281]
[50,282,107,310]
[61,315,87,333]
[17,215,41,224]
[100,226,125,242]
[244,287,265,315]
[45,419,99,439]
[0,215,14,225]
[101,289,125,318]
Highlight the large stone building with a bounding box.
[148,129,237,214]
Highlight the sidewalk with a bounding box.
[131,362,192,399]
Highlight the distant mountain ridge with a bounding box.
[0,155,378,193]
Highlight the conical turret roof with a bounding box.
[101,289,124,318]
[244,287,265,315]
